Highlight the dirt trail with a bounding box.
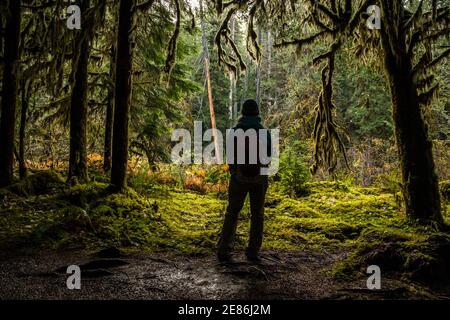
[1,248,438,300]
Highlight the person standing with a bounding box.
[218,99,271,264]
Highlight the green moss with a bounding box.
[330,227,450,286]
[6,170,65,196]
[1,170,449,285]
[440,180,450,202]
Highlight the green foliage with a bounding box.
[278,141,310,197]
[205,165,230,184]
[1,170,449,271]
[334,53,392,140]
[131,6,202,165]
[440,180,450,202]
[11,181,161,249]
[373,170,403,194]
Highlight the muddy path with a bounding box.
[1,248,442,300]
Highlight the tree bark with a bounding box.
[256,26,262,107]
[204,58,222,164]
[380,1,443,224]
[110,0,135,191]
[0,0,21,187]
[68,0,91,184]
[19,80,30,179]
[103,46,115,173]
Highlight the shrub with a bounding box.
[373,171,402,194]
[205,165,230,184]
[153,168,177,185]
[184,175,207,194]
[278,141,310,197]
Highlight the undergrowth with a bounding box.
[1,170,449,286]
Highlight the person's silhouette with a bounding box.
[218,99,271,264]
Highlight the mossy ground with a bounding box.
[1,170,449,289]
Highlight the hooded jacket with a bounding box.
[228,115,272,181]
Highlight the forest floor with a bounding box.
[1,248,445,300]
[1,170,450,299]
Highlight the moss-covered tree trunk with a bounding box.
[19,79,30,179]
[111,0,134,191]
[68,0,91,184]
[0,0,21,187]
[103,46,115,173]
[380,1,443,225]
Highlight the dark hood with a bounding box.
[234,116,264,130]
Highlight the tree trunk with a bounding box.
[256,26,262,107]
[0,0,21,187]
[19,80,30,179]
[204,58,222,164]
[103,46,115,173]
[68,0,91,184]
[266,30,273,111]
[229,17,237,124]
[387,63,442,224]
[111,0,135,191]
[380,2,442,224]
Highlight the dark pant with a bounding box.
[218,175,268,256]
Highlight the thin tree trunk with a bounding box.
[19,80,30,179]
[255,27,262,107]
[111,0,135,191]
[229,72,233,122]
[232,19,238,122]
[205,57,222,163]
[267,31,272,80]
[380,1,442,224]
[232,75,237,122]
[103,46,115,172]
[0,0,21,187]
[267,30,273,111]
[228,17,236,124]
[242,59,249,109]
[68,0,91,184]
[200,0,221,163]
[204,58,222,163]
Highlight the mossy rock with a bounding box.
[406,234,450,285]
[57,182,111,208]
[362,242,406,271]
[323,224,363,241]
[333,229,450,286]
[33,206,92,243]
[7,171,65,196]
[358,227,411,243]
